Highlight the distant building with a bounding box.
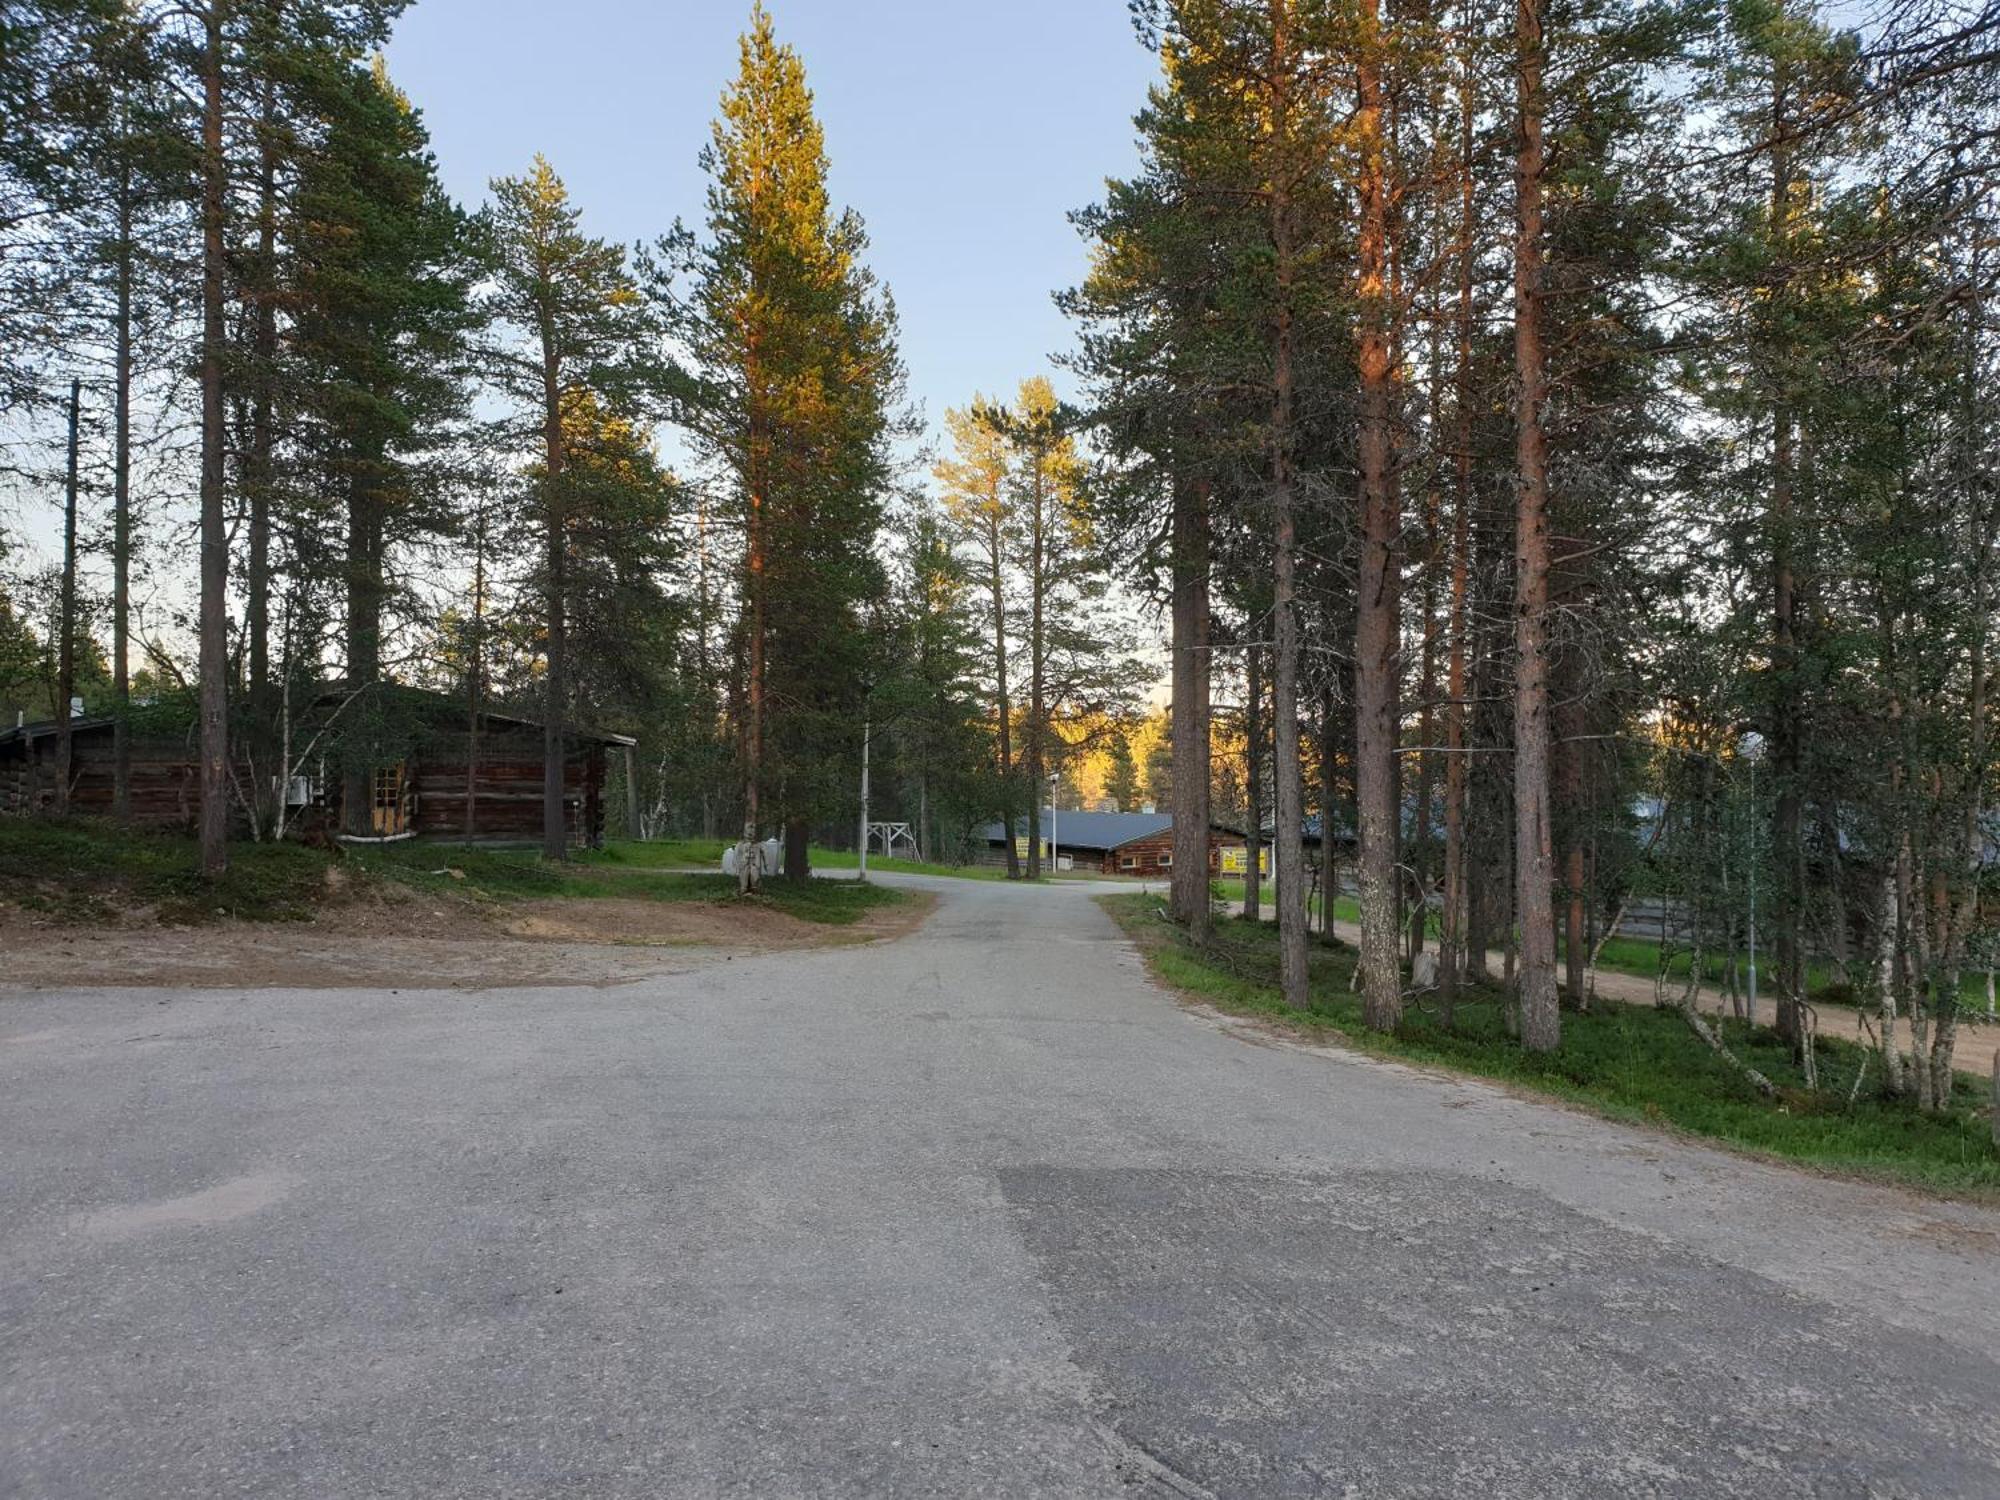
[980,807,1247,876]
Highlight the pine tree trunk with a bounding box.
[540,320,569,862]
[55,379,80,817]
[1768,56,1805,1048]
[784,815,810,886]
[342,474,382,839]
[1026,451,1046,881]
[465,505,486,839]
[990,516,1018,880]
[1560,702,1588,1003]
[1411,435,1441,966]
[1440,0,1478,1021]
[197,3,230,879]
[1354,0,1403,1031]
[113,151,134,824]
[1245,640,1264,923]
[1267,0,1309,1010]
[1319,681,1341,945]
[247,74,276,719]
[1512,0,1560,1052]
[1169,473,1213,939]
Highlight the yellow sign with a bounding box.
[1220,847,1269,875]
[1013,837,1052,860]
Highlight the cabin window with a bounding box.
[1120,856,1138,871]
[1157,851,1172,867]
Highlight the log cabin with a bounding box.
[0,687,634,848]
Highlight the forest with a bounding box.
[1,0,1996,1104]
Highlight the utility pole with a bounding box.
[1051,769,1060,874]
[1742,735,1763,1027]
[55,378,81,816]
[858,718,871,883]
[1746,754,1759,1026]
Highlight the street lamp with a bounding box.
[1049,770,1060,875]
[857,718,871,883]
[1740,731,1765,1026]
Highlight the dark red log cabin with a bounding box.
[0,691,633,848]
[981,808,1249,876]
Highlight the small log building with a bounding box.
[0,689,633,848]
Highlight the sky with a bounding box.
[384,0,1164,444]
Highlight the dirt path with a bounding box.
[0,888,934,993]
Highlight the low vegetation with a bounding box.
[0,820,909,929]
[586,838,1017,882]
[0,817,338,924]
[1215,878,1995,1011]
[1105,893,2000,1199]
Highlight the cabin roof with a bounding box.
[0,689,636,751]
[979,807,1241,853]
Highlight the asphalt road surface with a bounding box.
[4,875,1998,1498]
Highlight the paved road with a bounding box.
[3,876,1998,1498]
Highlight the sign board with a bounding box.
[1220,847,1270,875]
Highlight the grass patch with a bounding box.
[0,817,335,923]
[0,820,909,929]
[1583,932,1992,1008]
[1212,875,1994,1010]
[591,839,1018,882]
[357,842,907,926]
[1104,892,2000,1199]
[1209,878,1356,926]
[808,847,1019,881]
[584,838,729,869]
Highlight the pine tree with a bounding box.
[657,4,905,888]
[1106,728,1142,813]
[936,398,1024,878]
[482,155,653,860]
[289,55,479,836]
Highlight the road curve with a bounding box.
[2,875,1996,1498]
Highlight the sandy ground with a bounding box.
[0,886,934,992]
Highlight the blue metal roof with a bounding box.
[981,807,1174,852]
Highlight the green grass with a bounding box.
[1210,876,1995,1010]
[356,842,907,925]
[1208,878,1357,926]
[1104,892,2000,1199]
[583,837,729,869]
[807,847,1022,881]
[0,819,908,929]
[0,817,337,923]
[1582,931,1993,1008]
[585,839,1020,882]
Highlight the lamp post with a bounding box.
[858,718,871,883]
[1741,731,1765,1026]
[1050,770,1060,874]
